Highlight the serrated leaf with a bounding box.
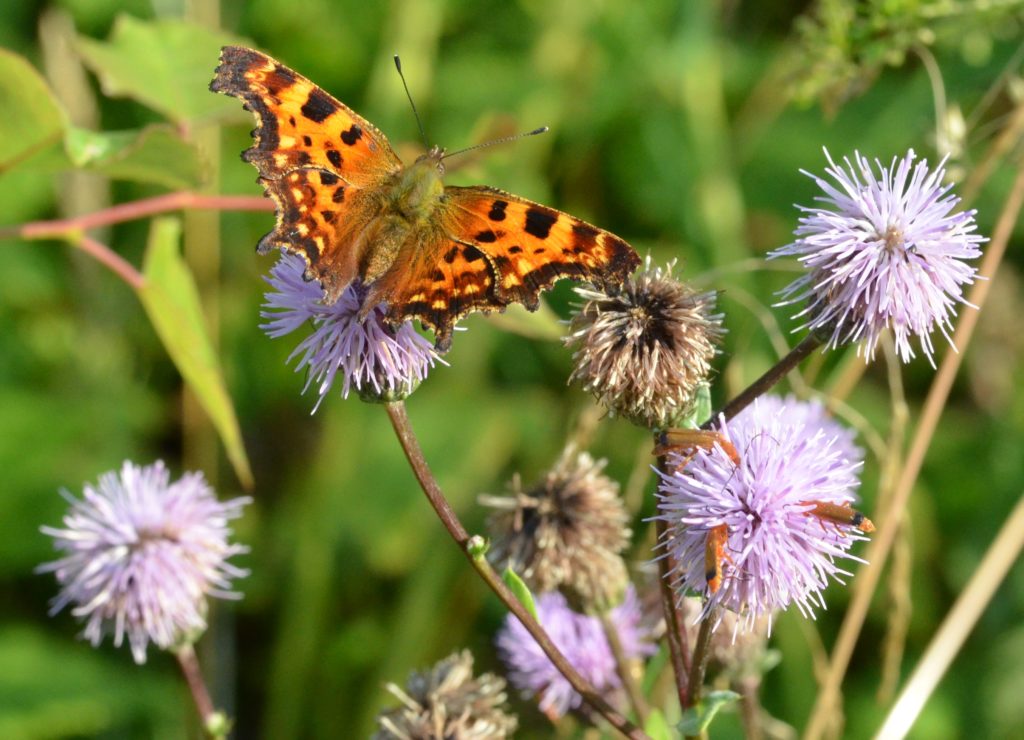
[77,15,247,123]
[0,49,67,174]
[644,708,674,740]
[486,302,565,342]
[65,125,203,188]
[678,690,740,735]
[138,218,253,488]
[502,567,539,621]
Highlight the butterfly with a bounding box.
[210,46,640,351]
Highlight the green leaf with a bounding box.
[65,125,203,188]
[486,302,565,342]
[138,217,253,488]
[0,48,66,174]
[644,709,674,740]
[502,567,539,621]
[77,15,248,123]
[678,690,740,735]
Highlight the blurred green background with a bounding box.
[2,0,1023,737]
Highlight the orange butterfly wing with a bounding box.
[365,233,501,352]
[441,186,640,308]
[362,185,640,351]
[210,46,400,297]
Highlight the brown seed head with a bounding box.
[565,257,724,430]
[480,447,631,610]
[374,650,517,739]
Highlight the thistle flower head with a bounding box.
[374,650,518,739]
[771,149,984,365]
[495,587,655,718]
[261,253,441,409]
[480,448,631,610]
[38,461,250,664]
[654,396,867,633]
[565,257,724,429]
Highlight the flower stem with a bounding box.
[0,191,272,241]
[600,610,649,724]
[705,334,821,427]
[383,401,648,739]
[653,497,691,710]
[685,609,715,710]
[175,644,224,739]
[738,675,764,740]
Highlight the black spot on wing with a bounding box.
[321,210,335,222]
[332,186,346,203]
[571,222,599,247]
[319,171,339,186]
[264,65,296,95]
[474,229,498,243]
[341,124,363,146]
[443,246,460,264]
[463,246,485,263]
[508,245,522,254]
[272,64,296,85]
[303,135,312,146]
[326,149,343,169]
[301,88,338,123]
[524,207,557,239]
[488,200,508,221]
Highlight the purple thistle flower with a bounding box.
[495,586,655,718]
[654,396,867,633]
[770,149,984,365]
[754,394,863,467]
[261,253,442,409]
[38,461,250,664]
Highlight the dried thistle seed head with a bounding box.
[480,448,631,610]
[565,257,724,430]
[374,650,517,739]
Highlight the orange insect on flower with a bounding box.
[804,501,875,533]
[655,428,741,468]
[705,524,731,594]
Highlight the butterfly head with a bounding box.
[414,145,447,175]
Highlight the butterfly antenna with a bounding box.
[443,126,549,160]
[393,55,429,149]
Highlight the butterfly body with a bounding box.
[211,46,639,350]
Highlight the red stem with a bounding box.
[76,235,145,291]
[1,192,272,240]
[175,644,216,728]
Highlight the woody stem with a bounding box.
[384,400,648,739]
[705,334,822,427]
[653,451,691,710]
